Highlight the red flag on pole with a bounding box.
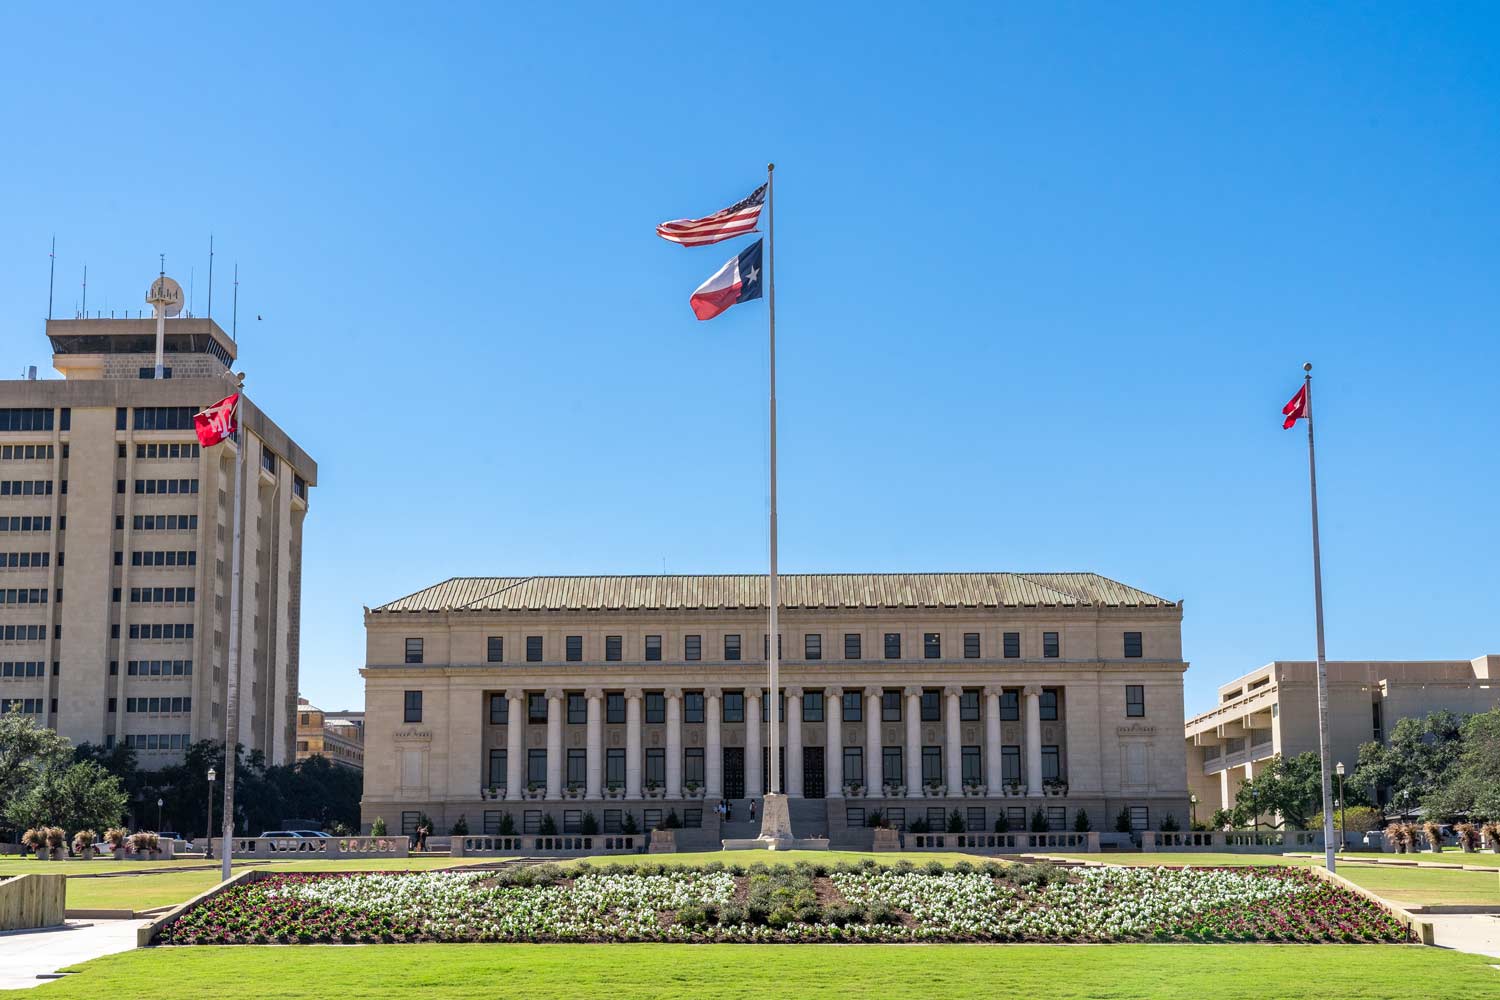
[194,393,239,447]
[1282,384,1308,429]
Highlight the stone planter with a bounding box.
[1044,784,1069,797]
[642,787,667,800]
[648,829,677,854]
[961,784,985,798]
[32,848,48,861]
[521,787,547,801]
[922,785,947,798]
[1002,785,1027,797]
[682,786,706,800]
[74,847,97,861]
[603,786,627,800]
[843,784,866,798]
[562,786,586,800]
[871,827,900,851]
[882,784,905,798]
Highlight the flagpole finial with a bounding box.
[1303,362,1313,373]
[767,162,775,172]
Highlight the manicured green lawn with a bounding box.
[20,943,1494,999]
[575,849,995,868]
[1050,852,1315,867]
[0,857,220,876]
[1337,864,1500,906]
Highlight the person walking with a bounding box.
[749,799,757,822]
[414,819,431,852]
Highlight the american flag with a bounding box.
[656,183,767,247]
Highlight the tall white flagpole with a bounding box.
[220,383,247,881]
[766,162,781,802]
[1302,362,1337,873]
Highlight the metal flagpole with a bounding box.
[766,162,780,801]
[220,383,247,881]
[1302,362,1337,873]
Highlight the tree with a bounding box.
[0,709,73,834]
[4,760,127,833]
[1209,808,1232,831]
[1351,710,1464,815]
[1231,752,1324,829]
[1425,708,1500,821]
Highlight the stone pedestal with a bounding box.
[721,793,830,851]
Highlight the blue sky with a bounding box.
[2,3,1496,714]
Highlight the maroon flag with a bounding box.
[194,393,239,447]
[1282,385,1308,429]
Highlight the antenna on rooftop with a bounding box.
[81,265,87,318]
[47,237,55,320]
[207,234,215,319]
[231,262,239,341]
[189,267,195,317]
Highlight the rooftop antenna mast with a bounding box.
[47,237,55,320]
[206,234,214,319]
[81,265,87,318]
[231,262,239,341]
[146,254,183,379]
[189,268,195,317]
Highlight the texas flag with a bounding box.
[690,240,764,321]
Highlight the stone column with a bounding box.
[665,687,683,799]
[545,688,564,800]
[784,687,804,797]
[705,687,723,799]
[983,686,1003,794]
[864,686,882,792]
[904,686,923,798]
[744,687,763,799]
[1024,684,1043,796]
[825,686,843,798]
[506,690,524,800]
[625,687,643,800]
[944,686,962,793]
[585,687,603,800]
[1219,767,1231,811]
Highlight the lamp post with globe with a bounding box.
[1335,762,1347,853]
[206,768,216,859]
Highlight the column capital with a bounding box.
[505,689,526,701]
[863,685,883,699]
[903,685,923,698]
[1023,684,1043,698]
[982,685,1004,699]
[744,687,763,701]
[703,686,723,698]
[624,687,644,700]
[783,685,804,699]
[545,688,565,701]
[584,687,604,700]
[943,685,964,699]
[663,687,684,700]
[823,685,842,700]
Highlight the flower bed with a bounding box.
[157,862,1412,946]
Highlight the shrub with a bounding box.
[663,809,681,830]
[129,831,159,853]
[866,809,884,828]
[621,812,639,835]
[1423,821,1443,850]
[580,811,599,835]
[946,810,965,833]
[1160,814,1180,832]
[1073,809,1091,833]
[1483,821,1500,848]
[1309,806,1385,833]
[823,903,863,927]
[43,827,66,848]
[719,903,747,926]
[908,817,930,833]
[993,814,1009,833]
[1455,822,1481,852]
[1030,808,1048,833]
[496,812,516,835]
[450,814,469,836]
[103,827,129,849]
[71,829,97,853]
[538,814,558,836]
[1209,808,1233,831]
[924,860,946,876]
[1115,807,1133,833]
[21,828,42,849]
[369,817,387,836]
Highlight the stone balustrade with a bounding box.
[449,834,642,856]
[209,836,408,858]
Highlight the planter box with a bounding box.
[603,786,627,800]
[648,829,677,854]
[843,785,866,798]
[871,828,901,851]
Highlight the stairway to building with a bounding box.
[715,798,831,843]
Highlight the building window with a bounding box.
[684,635,701,661]
[1041,745,1060,782]
[606,749,625,789]
[607,693,625,724]
[528,693,547,723]
[963,633,980,658]
[802,691,824,723]
[804,633,821,660]
[487,749,507,787]
[843,633,861,659]
[567,693,587,724]
[401,812,422,836]
[1047,806,1067,831]
[884,633,901,659]
[526,636,543,662]
[842,691,862,722]
[489,694,508,725]
[522,810,542,835]
[1129,806,1150,832]
[1002,745,1021,783]
[966,806,986,832]
[762,691,784,723]
[921,746,942,786]
[960,690,980,721]
[605,635,622,661]
[1040,688,1059,721]
[566,635,583,662]
[602,809,622,833]
[920,689,940,722]
[886,807,906,831]
[644,635,662,661]
[1043,632,1060,658]
[643,809,663,831]
[1372,701,1384,742]
[923,633,941,659]
[562,808,583,834]
[1126,685,1145,717]
[723,634,741,661]
[567,749,586,788]
[881,689,901,722]
[843,746,864,786]
[645,692,666,724]
[846,807,865,828]
[527,750,547,788]
[404,638,423,664]
[684,747,705,786]
[403,691,422,723]
[762,634,782,659]
[487,636,503,663]
[723,691,744,723]
[644,748,666,788]
[882,746,903,785]
[961,746,982,785]
[684,691,704,724]
[1124,632,1143,658]
[1000,689,1020,721]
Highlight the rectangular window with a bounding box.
[526,636,543,662]
[843,746,864,786]
[567,693,587,725]
[488,749,507,787]
[684,691,704,724]
[528,693,547,723]
[723,691,744,723]
[605,635,622,661]
[487,636,503,663]
[403,691,423,723]
[921,746,942,785]
[565,635,582,662]
[1129,806,1149,832]
[1372,702,1384,742]
[804,633,821,660]
[404,638,423,664]
[563,809,583,834]
[643,809,662,831]
[644,635,661,661]
[1124,631,1143,658]
[926,806,946,831]
[881,689,901,722]
[802,690,824,723]
[603,809,622,833]
[966,806,986,832]
[684,747,705,786]
[527,749,547,787]
[960,689,980,721]
[644,748,666,787]
[607,693,625,724]
[844,633,861,659]
[762,634,783,659]
[567,748,586,788]
[523,810,542,834]
[920,689,940,721]
[1002,746,1021,783]
[483,811,503,835]
[684,634,701,661]
[884,633,901,659]
[1040,688,1059,721]
[963,632,981,658]
[645,692,665,724]
[846,807,865,828]
[1047,806,1067,832]
[886,807,906,831]
[1043,631,1060,658]
[723,634,741,660]
[882,746,903,785]
[842,691,862,722]
[1041,745,1060,782]
[606,748,625,789]
[923,632,941,659]
[962,746,982,785]
[401,812,422,836]
[489,693,508,725]
[1126,685,1145,717]
[1001,689,1020,720]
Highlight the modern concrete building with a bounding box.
[0,315,316,764]
[360,572,1190,845]
[296,696,365,771]
[1185,656,1499,813]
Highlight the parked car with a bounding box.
[156,831,186,842]
[290,830,332,839]
[258,830,312,839]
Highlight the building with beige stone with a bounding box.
[360,572,1190,845]
[296,696,365,771]
[0,315,316,764]
[1185,655,1499,815]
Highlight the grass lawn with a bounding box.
[573,849,995,868]
[1337,864,1500,907]
[17,943,1494,999]
[1048,852,1316,867]
[0,858,220,876]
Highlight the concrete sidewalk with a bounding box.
[0,919,146,990]
[1429,914,1500,959]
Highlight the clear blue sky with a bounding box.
[3,4,1496,715]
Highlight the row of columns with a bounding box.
[500,684,1054,802]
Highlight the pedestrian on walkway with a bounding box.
[749,799,757,822]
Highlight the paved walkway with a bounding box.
[0,919,145,990]
[1429,914,1500,959]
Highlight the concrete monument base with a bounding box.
[721,793,830,851]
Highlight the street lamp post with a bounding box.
[1190,793,1198,828]
[1335,762,1347,853]
[157,797,164,831]
[1251,787,1259,838]
[206,768,216,859]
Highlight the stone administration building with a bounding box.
[361,572,1190,846]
